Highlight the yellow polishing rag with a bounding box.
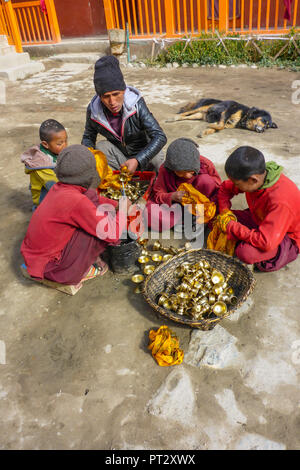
[177,182,216,224]
[207,210,237,256]
[148,326,184,367]
[89,148,122,190]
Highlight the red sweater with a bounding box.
[218,174,300,252]
[149,155,222,207]
[21,183,126,278]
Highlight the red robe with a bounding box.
[148,155,221,206]
[21,183,126,279]
[146,155,221,231]
[218,174,300,252]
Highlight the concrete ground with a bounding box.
[0,57,300,450]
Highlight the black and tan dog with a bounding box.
[166,98,278,137]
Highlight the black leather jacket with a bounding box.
[81,86,167,170]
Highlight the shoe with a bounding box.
[81,263,108,282]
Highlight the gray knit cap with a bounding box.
[55,144,100,189]
[164,138,200,174]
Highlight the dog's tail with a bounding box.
[177,101,198,114]
[177,98,222,114]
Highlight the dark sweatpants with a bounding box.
[43,189,106,285]
[233,209,299,272]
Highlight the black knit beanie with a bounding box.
[94,55,126,96]
[164,138,200,174]
[55,145,100,189]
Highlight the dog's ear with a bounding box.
[271,122,278,128]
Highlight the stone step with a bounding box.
[46,52,104,64]
[0,60,45,81]
[0,45,15,56]
[0,35,9,46]
[0,51,31,69]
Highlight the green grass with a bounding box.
[152,30,300,71]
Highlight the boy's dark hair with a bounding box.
[225,146,266,181]
[39,119,65,143]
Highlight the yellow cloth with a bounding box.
[148,326,184,367]
[89,148,120,190]
[25,168,58,206]
[207,210,237,256]
[177,183,216,224]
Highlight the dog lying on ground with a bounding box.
[166,98,278,137]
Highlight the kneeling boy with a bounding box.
[219,146,300,271]
[146,138,221,231]
[21,145,130,286]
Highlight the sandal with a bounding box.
[81,262,108,282]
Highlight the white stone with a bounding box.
[172,62,180,68]
[258,415,267,425]
[192,63,199,68]
[104,344,112,354]
[184,325,240,369]
[116,368,135,376]
[218,64,227,68]
[227,296,254,322]
[234,433,286,450]
[166,63,172,68]
[146,367,196,426]
[242,354,298,394]
[182,63,189,67]
[215,389,247,426]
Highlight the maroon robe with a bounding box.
[146,155,221,231]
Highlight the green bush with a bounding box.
[154,31,300,70]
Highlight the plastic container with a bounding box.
[107,235,141,274]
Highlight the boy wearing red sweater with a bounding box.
[21,145,130,286]
[219,146,300,271]
[146,138,221,232]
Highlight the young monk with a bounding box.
[21,145,131,286]
[146,138,221,231]
[218,146,300,271]
[21,119,68,209]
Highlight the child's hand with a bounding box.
[171,191,186,203]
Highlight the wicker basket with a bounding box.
[143,249,256,330]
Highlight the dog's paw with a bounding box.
[202,129,213,136]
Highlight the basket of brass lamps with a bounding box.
[142,249,256,330]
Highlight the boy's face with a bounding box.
[100,90,125,114]
[43,130,68,155]
[228,173,266,192]
[174,170,195,180]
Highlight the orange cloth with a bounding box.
[207,210,237,256]
[148,326,184,367]
[177,183,216,224]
